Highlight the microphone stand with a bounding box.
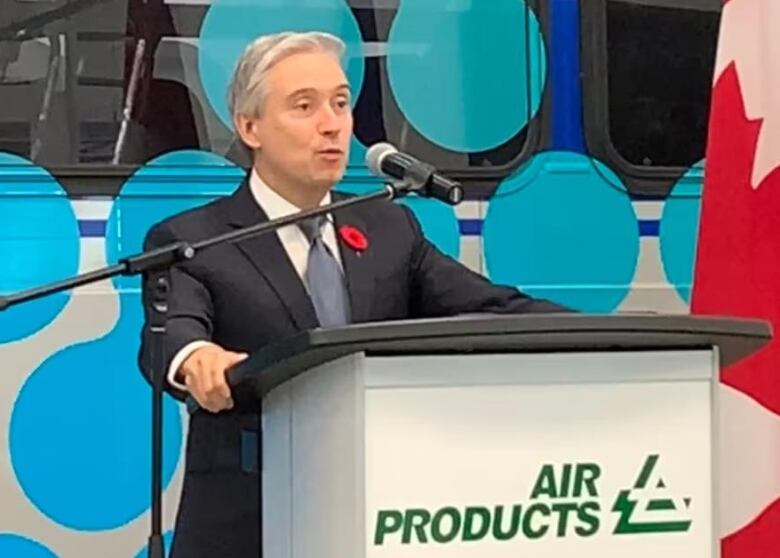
[0,180,418,558]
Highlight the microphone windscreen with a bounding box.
[365,142,397,175]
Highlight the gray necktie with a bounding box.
[298,216,351,327]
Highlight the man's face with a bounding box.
[238,50,353,192]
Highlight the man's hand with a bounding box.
[180,344,248,413]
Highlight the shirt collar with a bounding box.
[248,168,332,221]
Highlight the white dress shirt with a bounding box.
[166,169,342,391]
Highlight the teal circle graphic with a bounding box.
[659,161,704,303]
[106,150,245,290]
[0,152,79,342]
[387,0,547,151]
[198,0,365,126]
[9,298,183,531]
[336,181,460,259]
[483,151,639,313]
[348,136,367,168]
[10,150,241,531]
[0,535,58,558]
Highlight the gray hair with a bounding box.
[227,31,346,121]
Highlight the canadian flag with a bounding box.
[692,0,780,556]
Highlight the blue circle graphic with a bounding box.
[106,150,245,290]
[335,181,460,258]
[198,0,365,126]
[387,0,547,151]
[348,137,368,168]
[9,150,242,531]
[0,152,79,342]
[0,534,58,558]
[659,161,704,303]
[132,531,174,558]
[9,296,184,531]
[483,151,639,313]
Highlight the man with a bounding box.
[138,31,565,558]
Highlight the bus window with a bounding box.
[354,0,546,175]
[0,0,546,180]
[583,0,721,176]
[0,0,207,167]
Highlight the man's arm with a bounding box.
[137,222,216,400]
[402,207,570,316]
[167,340,216,391]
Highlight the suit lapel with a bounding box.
[220,180,319,330]
[332,191,375,323]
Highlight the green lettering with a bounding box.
[463,507,491,541]
[493,505,522,541]
[575,502,600,537]
[431,507,461,543]
[531,465,557,499]
[573,463,600,497]
[403,509,431,544]
[522,503,550,539]
[551,502,578,537]
[560,464,572,497]
[374,510,403,545]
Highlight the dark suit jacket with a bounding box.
[138,179,565,558]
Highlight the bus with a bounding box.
[0,0,721,555]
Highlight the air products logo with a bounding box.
[373,454,692,546]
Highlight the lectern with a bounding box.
[227,314,771,558]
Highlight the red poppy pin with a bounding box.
[339,225,368,252]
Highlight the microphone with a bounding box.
[366,143,464,205]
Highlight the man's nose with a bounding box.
[317,105,341,135]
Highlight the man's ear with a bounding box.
[234,114,263,150]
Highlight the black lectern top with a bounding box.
[226,314,771,400]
